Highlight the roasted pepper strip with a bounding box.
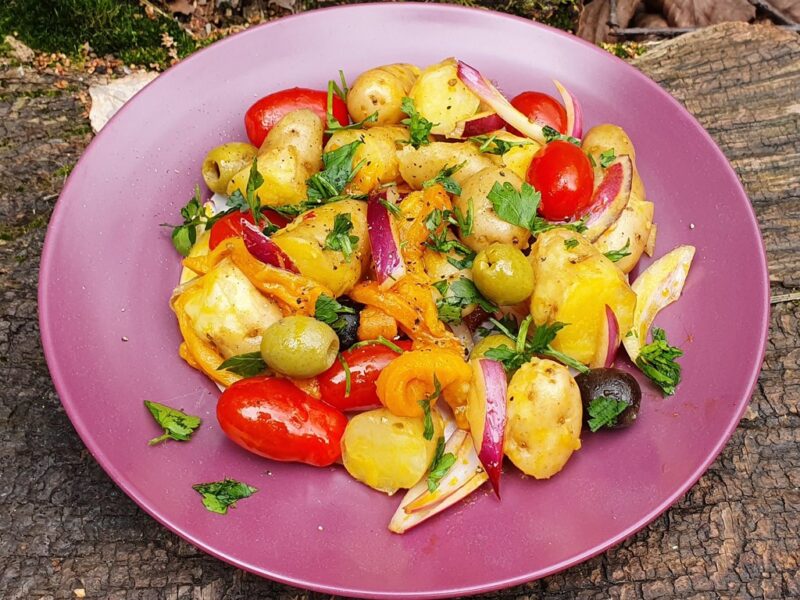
[357,305,399,341]
[375,349,472,417]
[396,185,452,276]
[172,286,242,388]
[184,238,332,315]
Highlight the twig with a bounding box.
[613,25,800,38]
[747,0,797,25]
[770,292,800,305]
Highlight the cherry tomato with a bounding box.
[318,341,413,412]
[526,140,594,221]
[244,87,349,147]
[217,376,347,467]
[509,91,567,136]
[208,209,290,250]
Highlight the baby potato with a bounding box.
[529,229,635,366]
[325,126,408,195]
[582,123,646,200]
[259,108,323,175]
[271,199,370,296]
[484,132,542,181]
[182,258,283,359]
[201,142,258,194]
[397,141,494,190]
[504,358,583,479]
[342,408,442,495]
[409,58,480,136]
[227,145,308,206]
[347,63,420,126]
[594,196,655,274]
[455,166,531,252]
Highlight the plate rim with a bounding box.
[38,4,771,598]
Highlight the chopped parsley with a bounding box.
[307,140,364,204]
[192,479,257,515]
[325,77,377,133]
[226,159,278,235]
[469,134,533,155]
[564,238,579,250]
[587,396,629,432]
[427,436,457,492]
[314,293,356,333]
[217,352,268,378]
[423,161,466,195]
[418,375,441,441]
[163,186,243,256]
[379,198,401,216]
[325,213,359,261]
[424,208,476,269]
[599,148,617,168]
[339,354,352,397]
[143,400,201,445]
[401,97,436,148]
[487,180,587,235]
[635,327,684,396]
[484,315,588,373]
[349,336,405,354]
[542,125,581,146]
[434,277,496,324]
[603,239,632,262]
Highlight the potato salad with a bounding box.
[159,58,695,529]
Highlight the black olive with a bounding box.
[574,368,641,430]
[334,297,362,349]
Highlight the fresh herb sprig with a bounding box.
[418,375,442,441]
[192,479,257,515]
[484,315,589,373]
[339,353,352,397]
[325,75,377,133]
[599,148,616,168]
[307,140,365,204]
[401,97,436,148]
[424,208,476,269]
[325,213,359,261]
[542,125,581,146]
[163,186,227,256]
[635,327,684,395]
[349,336,405,354]
[427,436,457,492]
[423,161,466,195]
[469,134,533,155]
[144,400,201,445]
[433,277,496,325]
[587,396,628,432]
[487,181,587,235]
[217,352,268,378]
[314,294,356,333]
[226,159,279,235]
[603,239,632,263]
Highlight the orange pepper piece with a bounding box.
[357,305,398,341]
[396,185,452,276]
[375,349,472,417]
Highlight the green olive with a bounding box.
[201,142,258,194]
[260,316,339,378]
[471,334,515,360]
[472,243,535,305]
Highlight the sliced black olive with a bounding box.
[334,297,362,349]
[575,367,641,430]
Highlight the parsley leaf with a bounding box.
[217,352,268,378]
[427,436,457,492]
[144,400,201,445]
[401,97,436,148]
[449,197,474,237]
[325,213,359,261]
[418,375,441,441]
[163,186,204,256]
[325,77,377,133]
[587,396,629,432]
[423,161,466,195]
[542,125,581,146]
[603,239,632,262]
[599,148,616,168]
[564,238,579,250]
[314,293,356,333]
[192,479,257,515]
[487,181,541,231]
[379,198,401,216]
[635,327,684,395]
[424,208,476,268]
[469,134,533,155]
[226,159,278,234]
[307,140,364,204]
[434,277,496,324]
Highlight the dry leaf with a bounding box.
[166,0,196,15]
[3,35,35,63]
[577,0,643,43]
[646,0,754,27]
[633,12,669,28]
[769,0,800,22]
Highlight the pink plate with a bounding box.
[39,4,769,598]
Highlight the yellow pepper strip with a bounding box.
[375,349,473,417]
[396,185,452,276]
[442,380,471,430]
[349,276,462,354]
[172,287,242,388]
[184,238,333,315]
[357,305,398,341]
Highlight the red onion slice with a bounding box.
[580,155,633,242]
[553,80,583,139]
[604,305,620,368]
[448,111,505,139]
[240,218,299,273]
[457,60,547,144]
[367,189,406,289]
[469,358,508,497]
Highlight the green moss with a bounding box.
[66,123,92,137]
[505,0,581,31]
[55,163,75,178]
[0,0,198,68]
[0,214,49,242]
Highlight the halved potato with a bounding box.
[408,58,481,136]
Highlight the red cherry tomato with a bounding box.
[509,91,567,136]
[208,209,290,250]
[526,140,594,221]
[318,341,413,412]
[244,87,349,147]
[217,376,347,467]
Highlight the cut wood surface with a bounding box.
[1,21,798,600]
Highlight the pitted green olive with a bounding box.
[202,142,258,194]
[472,243,534,305]
[260,316,339,378]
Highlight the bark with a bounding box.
[1,21,799,600]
